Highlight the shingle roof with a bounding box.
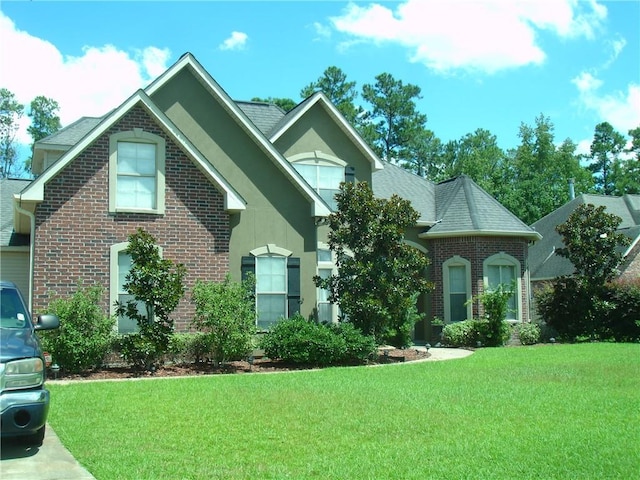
[235,101,286,137]
[529,193,640,280]
[372,161,435,224]
[372,164,538,239]
[0,178,31,247]
[38,116,103,147]
[427,175,540,238]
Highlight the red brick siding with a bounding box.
[619,241,640,281]
[427,236,531,322]
[32,106,230,331]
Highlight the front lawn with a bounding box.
[48,343,640,479]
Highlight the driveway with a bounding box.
[0,424,95,479]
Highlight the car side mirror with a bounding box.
[34,314,60,331]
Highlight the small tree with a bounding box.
[477,283,514,346]
[115,228,186,369]
[0,88,24,178]
[41,283,115,373]
[191,275,256,365]
[315,181,432,346]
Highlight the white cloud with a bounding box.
[330,0,607,74]
[312,21,332,40]
[0,12,171,145]
[219,31,248,51]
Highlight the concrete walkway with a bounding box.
[0,425,95,480]
[416,346,474,361]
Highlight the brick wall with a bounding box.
[428,236,531,322]
[32,106,230,331]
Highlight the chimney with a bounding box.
[568,178,575,200]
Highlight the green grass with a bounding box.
[48,343,640,479]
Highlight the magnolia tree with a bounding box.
[315,181,432,347]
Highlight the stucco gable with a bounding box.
[270,92,383,172]
[145,53,330,217]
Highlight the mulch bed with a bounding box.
[49,348,431,382]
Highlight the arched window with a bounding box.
[241,245,300,330]
[109,129,166,214]
[289,151,349,211]
[483,252,521,322]
[443,256,472,322]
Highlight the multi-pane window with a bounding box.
[293,163,343,210]
[448,265,468,322]
[487,264,517,320]
[443,256,471,323]
[255,256,287,329]
[116,142,157,210]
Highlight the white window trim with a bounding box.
[250,244,292,257]
[442,256,472,323]
[317,243,338,323]
[483,252,522,322]
[288,151,347,167]
[109,129,166,215]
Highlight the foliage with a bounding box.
[442,319,511,348]
[167,333,213,364]
[40,284,115,373]
[191,275,256,364]
[300,66,362,126]
[588,121,626,195]
[360,72,427,164]
[260,314,376,366]
[25,95,61,173]
[516,322,541,345]
[556,204,630,286]
[478,283,515,346]
[250,96,296,113]
[115,228,186,369]
[315,181,432,346]
[0,88,24,178]
[603,279,640,342]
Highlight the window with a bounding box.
[289,152,349,211]
[109,129,165,214]
[317,247,337,323]
[443,256,472,322]
[110,242,153,334]
[483,253,521,321]
[241,245,300,330]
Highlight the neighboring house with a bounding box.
[529,194,640,295]
[2,52,540,343]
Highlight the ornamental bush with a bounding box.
[517,323,541,345]
[442,319,511,348]
[261,315,376,366]
[41,284,115,373]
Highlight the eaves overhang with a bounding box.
[419,229,542,241]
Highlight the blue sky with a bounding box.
[1,0,638,159]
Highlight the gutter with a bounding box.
[14,195,35,311]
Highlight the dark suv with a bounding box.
[1,281,59,445]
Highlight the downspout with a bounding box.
[14,195,36,312]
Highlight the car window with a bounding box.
[0,287,29,329]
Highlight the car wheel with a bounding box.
[24,425,45,446]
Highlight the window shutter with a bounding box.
[345,166,355,184]
[287,257,301,317]
[241,256,255,281]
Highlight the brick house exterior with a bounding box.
[4,53,542,343]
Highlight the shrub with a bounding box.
[517,323,541,345]
[261,315,376,366]
[41,284,115,373]
[604,279,640,342]
[191,275,256,364]
[442,319,511,348]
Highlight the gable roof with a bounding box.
[235,101,286,136]
[1,178,31,247]
[529,193,640,280]
[145,53,331,217]
[17,89,246,230]
[269,92,384,172]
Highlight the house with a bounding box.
[2,52,540,343]
[529,194,640,293]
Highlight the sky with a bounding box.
[1,0,639,163]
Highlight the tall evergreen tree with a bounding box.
[589,122,626,195]
[0,88,24,178]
